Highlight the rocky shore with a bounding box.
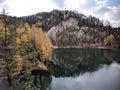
[53,44,118,49]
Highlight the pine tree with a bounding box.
[15,23,36,73]
[0,9,19,86]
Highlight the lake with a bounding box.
[32,48,120,90]
[0,48,120,90]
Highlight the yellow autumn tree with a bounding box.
[15,23,52,71]
[36,21,42,27]
[31,25,53,64]
[14,54,23,72]
[15,23,34,72]
[0,20,11,37]
[42,32,53,61]
[0,20,4,29]
[24,23,32,39]
[104,34,116,47]
[0,20,4,37]
[104,38,107,46]
[16,27,25,34]
[41,44,47,62]
[0,10,25,85]
[16,38,22,45]
[16,23,32,46]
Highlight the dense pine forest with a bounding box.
[0,9,52,88]
[1,9,120,48]
[0,9,120,89]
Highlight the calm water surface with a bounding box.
[0,48,120,90]
[48,48,120,90]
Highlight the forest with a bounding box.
[0,9,52,88]
[2,9,120,48]
[0,9,120,89]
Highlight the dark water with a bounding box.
[33,48,120,90]
[1,48,120,90]
[48,48,120,90]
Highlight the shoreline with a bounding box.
[53,45,119,50]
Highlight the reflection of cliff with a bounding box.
[50,49,120,77]
[103,49,120,63]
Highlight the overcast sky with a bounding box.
[0,0,120,27]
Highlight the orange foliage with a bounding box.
[32,25,52,62]
[104,34,116,47]
[14,54,23,72]
[16,23,31,44]
[16,38,22,45]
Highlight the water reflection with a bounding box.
[1,48,120,90]
[48,48,120,90]
[32,71,52,90]
[50,48,120,77]
[18,49,120,90]
[51,62,120,90]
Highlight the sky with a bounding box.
[0,0,120,27]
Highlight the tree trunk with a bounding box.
[7,74,12,87]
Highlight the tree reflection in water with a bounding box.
[15,70,52,90]
[24,48,120,90]
[32,70,52,90]
[0,48,120,90]
[50,48,120,78]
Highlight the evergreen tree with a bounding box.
[0,9,19,86]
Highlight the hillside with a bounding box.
[1,9,120,48]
